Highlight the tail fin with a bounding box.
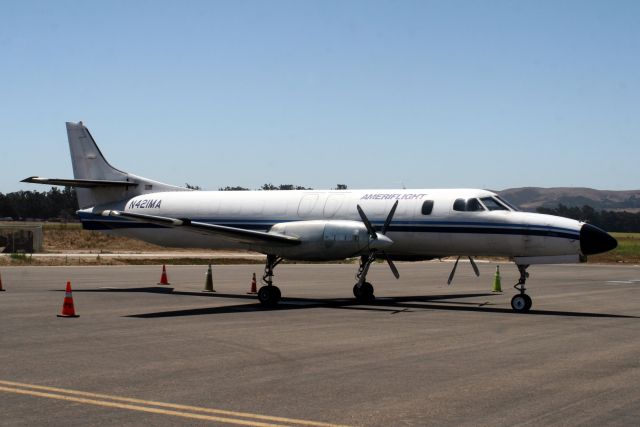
[66,122,187,209]
[23,122,188,209]
[67,121,128,182]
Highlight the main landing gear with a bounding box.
[257,253,380,306]
[353,254,376,303]
[511,264,532,313]
[257,254,283,306]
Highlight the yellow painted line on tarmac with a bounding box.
[0,380,350,427]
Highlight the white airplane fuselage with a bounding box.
[78,188,583,262]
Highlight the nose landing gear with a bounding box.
[511,264,532,313]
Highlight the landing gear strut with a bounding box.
[510,264,532,313]
[258,254,283,306]
[353,254,376,302]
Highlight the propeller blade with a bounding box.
[381,200,399,235]
[447,256,460,285]
[384,253,400,279]
[356,204,377,240]
[468,256,480,277]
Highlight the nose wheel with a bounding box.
[511,264,532,313]
[511,293,532,312]
[258,285,281,306]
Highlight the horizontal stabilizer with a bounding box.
[21,176,138,188]
[102,210,301,247]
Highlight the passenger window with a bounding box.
[421,200,434,215]
[453,199,466,211]
[480,197,508,211]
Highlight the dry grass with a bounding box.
[42,223,162,252]
[0,255,264,267]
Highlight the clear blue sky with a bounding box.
[1,0,639,193]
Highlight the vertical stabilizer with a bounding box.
[66,122,187,209]
[67,122,128,182]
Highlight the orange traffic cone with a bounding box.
[247,273,257,294]
[57,281,79,318]
[158,264,171,285]
[0,271,5,291]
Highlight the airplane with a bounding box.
[23,122,618,312]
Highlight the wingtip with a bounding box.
[21,176,46,183]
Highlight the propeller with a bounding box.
[384,252,400,279]
[381,201,398,235]
[357,204,377,240]
[447,257,460,285]
[356,200,400,279]
[447,256,480,285]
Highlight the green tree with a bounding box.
[218,186,249,191]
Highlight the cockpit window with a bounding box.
[495,196,519,211]
[466,198,484,211]
[421,200,434,215]
[453,198,485,212]
[480,197,509,211]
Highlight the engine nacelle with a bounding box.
[269,220,370,260]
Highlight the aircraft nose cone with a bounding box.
[580,223,617,255]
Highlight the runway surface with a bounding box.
[1,262,639,426]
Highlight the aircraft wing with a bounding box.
[101,210,301,246]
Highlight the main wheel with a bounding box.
[511,294,532,313]
[272,286,281,302]
[258,286,281,306]
[353,282,375,302]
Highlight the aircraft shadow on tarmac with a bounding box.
[56,287,639,319]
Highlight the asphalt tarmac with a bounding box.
[1,261,639,426]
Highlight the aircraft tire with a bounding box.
[511,294,531,313]
[353,282,375,302]
[272,286,281,302]
[258,286,281,306]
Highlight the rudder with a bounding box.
[66,122,187,209]
[67,121,128,182]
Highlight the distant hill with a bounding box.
[496,187,640,212]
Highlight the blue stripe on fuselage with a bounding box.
[78,212,580,240]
